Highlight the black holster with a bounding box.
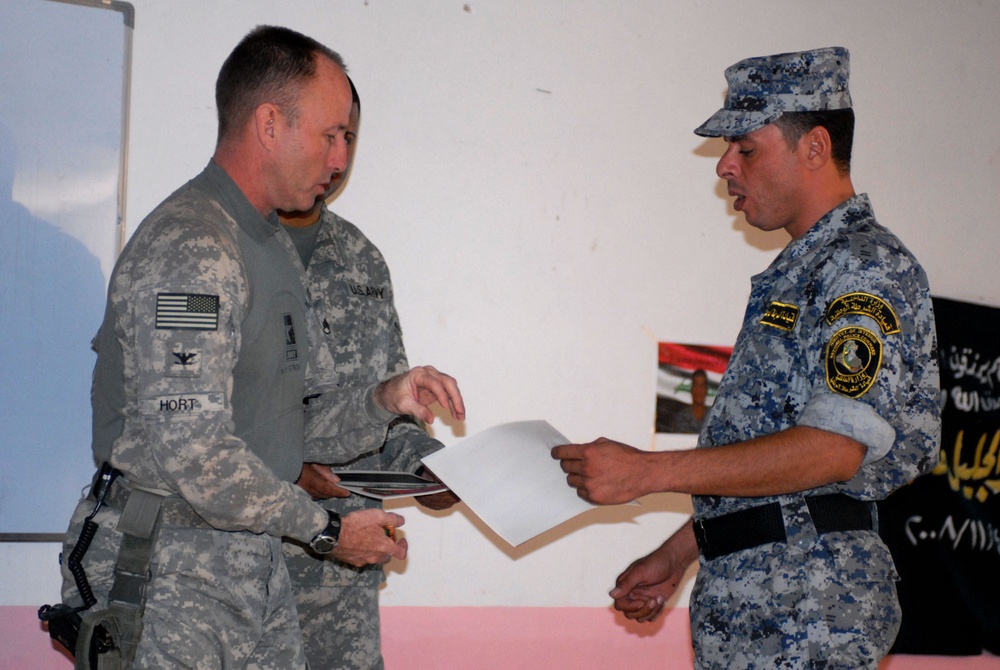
[39,465,163,669]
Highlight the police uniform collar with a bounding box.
[765,194,873,284]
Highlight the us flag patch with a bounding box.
[155,293,220,330]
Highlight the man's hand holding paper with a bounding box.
[552,437,653,505]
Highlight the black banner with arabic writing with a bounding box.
[877,296,1000,655]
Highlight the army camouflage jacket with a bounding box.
[288,205,445,586]
[301,206,444,471]
[89,162,385,542]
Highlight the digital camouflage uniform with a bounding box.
[61,162,392,668]
[691,195,940,669]
[688,48,941,669]
[282,205,444,670]
[693,48,853,140]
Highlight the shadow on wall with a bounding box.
[0,118,105,532]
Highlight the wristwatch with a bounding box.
[308,510,342,554]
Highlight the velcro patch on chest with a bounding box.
[760,301,800,331]
[825,326,882,397]
[282,313,299,361]
[826,292,900,334]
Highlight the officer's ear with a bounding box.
[802,126,832,169]
[254,103,280,150]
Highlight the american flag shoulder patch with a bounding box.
[155,293,220,330]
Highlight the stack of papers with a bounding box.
[331,471,449,500]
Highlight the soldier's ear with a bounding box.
[254,104,279,149]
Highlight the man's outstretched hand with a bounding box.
[375,365,465,424]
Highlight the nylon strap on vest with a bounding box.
[75,486,165,669]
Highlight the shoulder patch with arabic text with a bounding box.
[760,301,800,331]
[826,326,882,398]
[826,292,900,334]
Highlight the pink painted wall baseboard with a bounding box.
[380,608,1000,670]
[381,605,692,669]
[3,605,997,669]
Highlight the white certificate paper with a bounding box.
[420,420,595,546]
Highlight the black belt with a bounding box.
[693,493,875,561]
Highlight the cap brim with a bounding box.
[694,108,780,138]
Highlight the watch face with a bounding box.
[310,534,336,554]
[310,511,341,554]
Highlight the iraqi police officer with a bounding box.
[552,47,940,669]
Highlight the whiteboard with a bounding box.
[0,0,132,537]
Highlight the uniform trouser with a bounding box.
[61,498,306,669]
[283,539,385,670]
[689,540,901,670]
[294,582,383,670]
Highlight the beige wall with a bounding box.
[4,0,999,617]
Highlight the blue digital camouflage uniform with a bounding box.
[690,194,941,669]
[282,205,445,670]
[61,162,392,668]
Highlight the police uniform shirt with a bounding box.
[694,194,940,526]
